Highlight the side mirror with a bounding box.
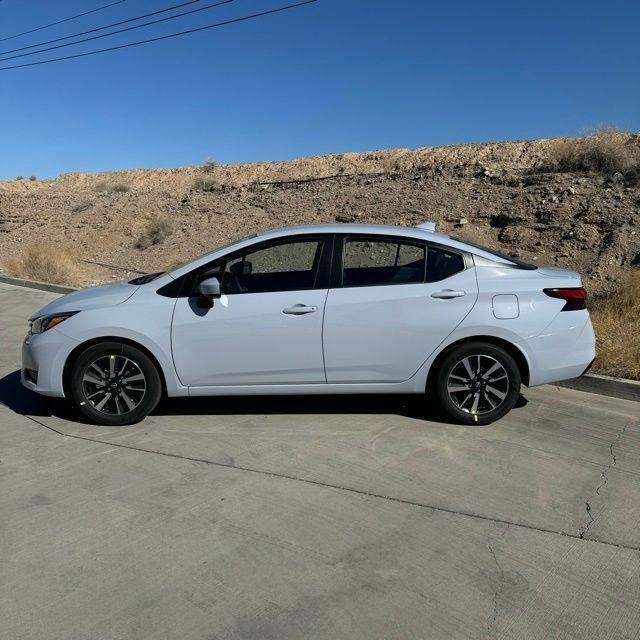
[198,276,221,298]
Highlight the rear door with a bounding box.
[322,235,478,383]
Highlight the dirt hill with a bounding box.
[1,135,639,293]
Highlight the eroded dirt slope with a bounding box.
[1,136,638,292]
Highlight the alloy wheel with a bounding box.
[446,354,509,415]
[82,355,147,415]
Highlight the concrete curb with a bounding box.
[556,374,640,403]
[1,273,638,403]
[0,274,77,295]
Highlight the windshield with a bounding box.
[451,236,537,270]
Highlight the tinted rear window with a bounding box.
[426,247,464,282]
[342,239,426,287]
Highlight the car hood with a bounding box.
[30,281,138,320]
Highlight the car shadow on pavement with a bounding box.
[156,393,438,421]
[0,370,73,420]
[0,369,528,426]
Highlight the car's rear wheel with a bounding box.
[434,342,521,425]
[69,341,162,426]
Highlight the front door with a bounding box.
[323,236,478,383]
[171,237,330,387]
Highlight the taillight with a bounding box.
[543,287,587,311]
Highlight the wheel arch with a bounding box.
[62,336,169,399]
[426,335,530,392]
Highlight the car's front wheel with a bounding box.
[434,342,521,425]
[69,341,162,426]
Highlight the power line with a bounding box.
[0,1,317,71]
[0,0,205,57]
[0,1,127,43]
[0,0,235,62]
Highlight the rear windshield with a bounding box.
[451,237,537,270]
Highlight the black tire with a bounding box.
[434,342,521,425]
[69,341,162,426]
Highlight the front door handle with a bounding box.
[431,290,466,299]
[283,304,318,315]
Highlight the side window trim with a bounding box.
[158,233,470,298]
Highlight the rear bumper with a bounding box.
[581,357,596,377]
[527,311,596,386]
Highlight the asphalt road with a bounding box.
[1,282,639,640]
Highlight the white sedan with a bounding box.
[22,223,595,425]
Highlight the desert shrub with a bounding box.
[15,176,23,180]
[192,176,218,192]
[3,243,78,285]
[135,219,171,250]
[202,158,218,173]
[110,182,130,193]
[590,270,640,380]
[94,181,130,194]
[29,175,37,181]
[545,126,640,179]
[71,200,94,213]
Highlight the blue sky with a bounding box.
[0,0,638,179]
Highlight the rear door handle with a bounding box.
[431,290,466,299]
[283,304,318,315]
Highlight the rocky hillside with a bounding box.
[1,135,639,293]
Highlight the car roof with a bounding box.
[256,223,451,242]
[165,222,515,279]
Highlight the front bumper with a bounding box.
[21,329,78,398]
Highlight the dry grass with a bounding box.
[3,243,79,285]
[546,126,640,181]
[590,270,640,380]
[94,181,130,194]
[135,219,171,250]
[192,176,219,192]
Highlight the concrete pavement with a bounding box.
[1,282,638,639]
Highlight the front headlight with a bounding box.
[29,312,79,335]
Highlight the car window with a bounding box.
[450,235,537,270]
[342,239,426,287]
[426,247,464,282]
[220,239,324,294]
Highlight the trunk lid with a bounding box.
[534,266,581,282]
